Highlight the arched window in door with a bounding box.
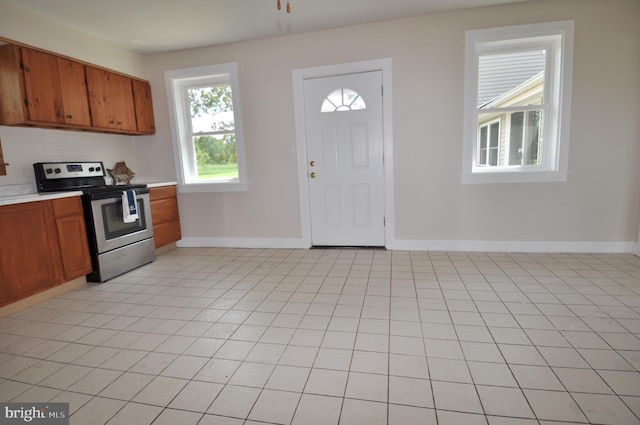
[321,88,366,112]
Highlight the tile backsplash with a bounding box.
[0,126,138,187]
[0,183,35,196]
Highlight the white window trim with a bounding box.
[165,63,248,192]
[462,20,574,184]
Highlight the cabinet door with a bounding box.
[21,48,64,123]
[21,48,91,126]
[86,67,137,131]
[132,80,156,134]
[56,57,91,126]
[53,197,92,280]
[0,44,25,125]
[55,215,92,280]
[0,201,62,303]
[153,221,182,249]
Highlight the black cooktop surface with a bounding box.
[81,184,147,193]
[81,184,149,201]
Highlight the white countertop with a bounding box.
[0,191,84,207]
[0,181,176,206]
[141,181,178,188]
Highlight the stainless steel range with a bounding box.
[34,161,155,282]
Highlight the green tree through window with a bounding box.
[188,85,239,180]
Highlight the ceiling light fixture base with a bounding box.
[277,0,291,13]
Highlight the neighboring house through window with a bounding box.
[478,120,500,166]
[166,63,248,192]
[462,20,574,183]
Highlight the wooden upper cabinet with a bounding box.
[56,57,92,126]
[86,66,137,132]
[0,44,29,124]
[19,48,62,123]
[21,47,92,126]
[0,43,155,135]
[132,80,155,134]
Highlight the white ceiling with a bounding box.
[3,0,534,54]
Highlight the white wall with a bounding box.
[0,2,144,75]
[0,1,146,190]
[135,0,640,251]
[1,0,639,252]
[0,127,139,187]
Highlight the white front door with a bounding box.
[303,71,385,246]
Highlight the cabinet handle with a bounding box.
[109,120,115,124]
[66,114,73,119]
[0,163,9,166]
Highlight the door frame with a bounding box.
[292,59,394,248]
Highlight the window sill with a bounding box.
[462,170,568,184]
[178,182,249,193]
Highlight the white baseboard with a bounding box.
[389,239,635,254]
[178,237,636,254]
[177,237,309,249]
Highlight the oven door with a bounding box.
[90,192,154,254]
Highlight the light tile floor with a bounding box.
[1,248,640,424]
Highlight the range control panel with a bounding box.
[36,162,105,179]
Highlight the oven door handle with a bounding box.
[89,188,150,201]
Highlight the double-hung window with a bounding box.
[166,63,247,192]
[462,21,574,183]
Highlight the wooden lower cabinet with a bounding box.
[149,185,182,249]
[0,201,62,305]
[0,197,91,307]
[53,197,92,281]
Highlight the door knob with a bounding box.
[310,161,316,166]
[310,172,317,178]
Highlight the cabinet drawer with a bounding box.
[149,185,177,202]
[52,196,84,217]
[150,197,179,224]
